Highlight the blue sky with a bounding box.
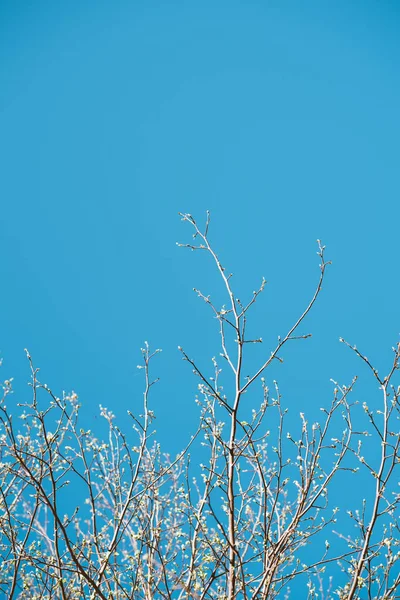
[1,0,399,515]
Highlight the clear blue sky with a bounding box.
[1,0,399,477]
